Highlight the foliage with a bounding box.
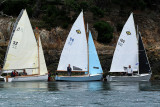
[116,23,123,32]
[42,5,70,30]
[0,0,34,16]
[80,1,89,11]
[90,6,104,17]
[112,0,146,10]
[64,0,81,12]
[94,21,113,43]
[0,0,158,30]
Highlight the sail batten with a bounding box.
[110,13,138,72]
[57,11,88,71]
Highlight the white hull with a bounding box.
[4,75,48,82]
[55,74,102,81]
[0,76,4,81]
[107,74,151,82]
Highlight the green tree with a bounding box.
[90,6,104,17]
[94,21,113,43]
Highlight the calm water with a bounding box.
[0,81,160,107]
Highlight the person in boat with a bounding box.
[13,70,16,77]
[67,64,72,76]
[15,71,19,76]
[48,71,51,81]
[127,65,133,76]
[22,69,27,76]
[11,71,15,77]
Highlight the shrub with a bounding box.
[1,0,34,17]
[94,21,113,43]
[42,5,70,29]
[116,23,123,32]
[80,1,89,11]
[90,6,104,17]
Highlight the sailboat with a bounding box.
[107,13,151,81]
[1,9,48,82]
[55,11,103,81]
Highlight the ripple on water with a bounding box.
[0,81,160,106]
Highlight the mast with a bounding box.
[87,23,89,75]
[137,25,139,75]
[83,11,89,75]
[35,27,40,75]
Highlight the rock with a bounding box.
[0,32,5,42]
[7,21,13,36]
[91,27,98,40]
[39,29,49,41]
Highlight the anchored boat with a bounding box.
[107,13,151,81]
[1,9,48,82]
[55,11,103,81]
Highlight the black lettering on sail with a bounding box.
[12,41,18,49]
[93,67,99,69]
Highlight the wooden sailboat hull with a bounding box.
[4,75,48,82]
[106,74,151,82]
[55,74,102,81]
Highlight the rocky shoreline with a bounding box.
[0,9,160,80]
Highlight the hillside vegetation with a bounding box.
[0,0,160,80]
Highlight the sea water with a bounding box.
[0,81,160,107]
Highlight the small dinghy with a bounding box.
[107,13,151,81]
[55,11,103,81]
[1,9,48,82]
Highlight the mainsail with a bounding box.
[3,9,38,70]
[138,32,151,74]
[110,13,138,72]
[57,11,88,71]
[88,31,103,75]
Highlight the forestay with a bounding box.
[57,11,88,71]
[88,31,103,75]
[110,13,138,72]
[3,9,38,70]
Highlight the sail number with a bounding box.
[118,38,125,47]
[12,41,18,49]
[16,27,23,32]
[68,37,74,45]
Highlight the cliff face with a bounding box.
[0,9,160,79]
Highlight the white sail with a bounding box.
[57,11,88,71]
[3,9,38,70]
[39,37,48,75]
[110,13,138,72]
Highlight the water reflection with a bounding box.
[0,82,48,92]
[0,81,160,107]
[108,82,140,92]
[0,81,160,92]
[49,82,104,91]
[139,81,160,91]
